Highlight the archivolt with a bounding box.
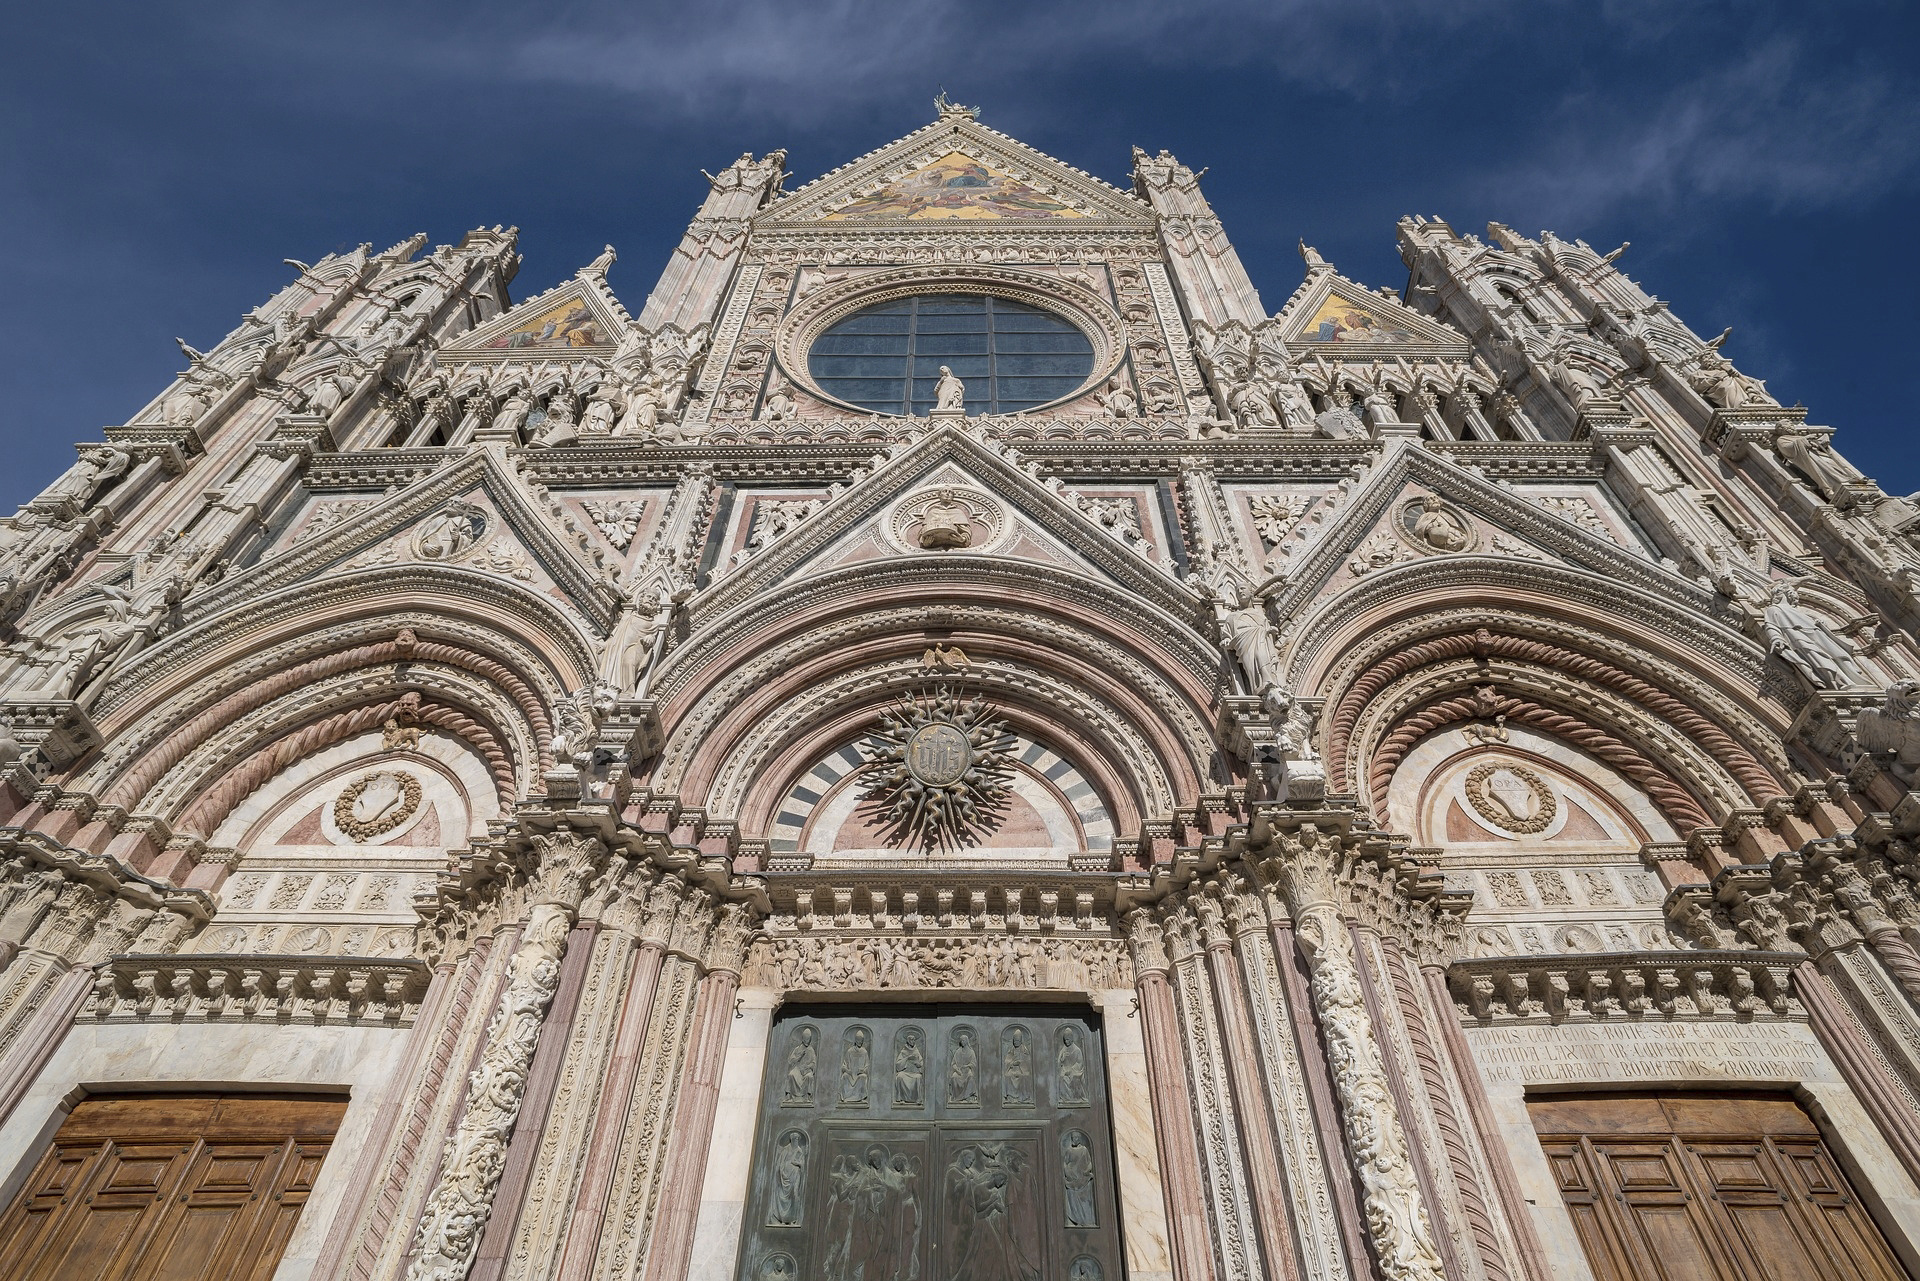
[88,617,558,806]
[713,657,1165,833]
[1328,626,1783,803]
[132,661,529,831]
[174,695,511,839]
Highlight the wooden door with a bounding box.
[1530,1092,1911,1281]
[737,1005,1125,1281]
[0,1093,345,1281]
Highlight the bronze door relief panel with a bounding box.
[738,1004,1123,1281]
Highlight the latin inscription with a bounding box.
[1466,1021,1832,1087]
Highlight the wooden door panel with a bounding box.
[0,1094,344,1281]
[1529,1093,1913,1281]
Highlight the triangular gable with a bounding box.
[442,272,632,356]
[178,451,623,630]
[1263,440,1720,627]
[763,114,1152,227]
[692,426,1199,624]
[822,151,1085,222]
[1272,272,1468,359]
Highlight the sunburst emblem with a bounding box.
[859,687,1017,853]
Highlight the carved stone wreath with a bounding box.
[858,687,1017,853]
[333,770,423,842]
[1463,761,1557,835]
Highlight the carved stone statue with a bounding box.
[614,381,661,437]
[1761,581,1870,689]
[304,370,351,419]
[1773,428,1864,508]
[1856,680,1920,781]
[1409,497,1471,552]
[1548,356,1610,412]
[41,447,131,510]
[579,381,621,435]
[1230,379,1280,428]
[1688,351,1775,409]
[1097,378,1136,419]
[1215,583,1282,697]
[933,366,966,413]
[489,390,532,442]
[917,489,973,550]
[762,383,796,422]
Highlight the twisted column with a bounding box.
[1260,815,1447,1281]
[404,829,606,1281]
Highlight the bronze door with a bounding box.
[738,1004,1124,1281]
[1530,1092,1912,1281]
[0,1093,344,1281]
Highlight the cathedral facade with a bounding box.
[1,102,1919,1281]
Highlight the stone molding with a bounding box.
[1448,949,1801,1024]
[83,953,431,1025]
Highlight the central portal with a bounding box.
[737,1004,1124,1281]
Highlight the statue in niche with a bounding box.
[782,1026,818,1105]
[1773,427,1865,508]
[1056,1026,1089,1105]
[1547,355,1611,411]
[614,379,662,436]
[1061,1131,1097,1227]
[948,1027,980,1105]
[1002,1026,1033,1105]
[580,380,620,435]
[1097,377,1136,419]
[1762,581,1870,689]
[893,1026,926,1106]
[1230,378,1280,428]
[839,1027,871,1105]
[933,366,966,413]
[489,389,532,441]
[303,369,351,419]
[757,1254,797,1281]
[769,1130,808,1226]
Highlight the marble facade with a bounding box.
[2,100,1920,1281]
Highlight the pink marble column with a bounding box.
[313,935,501,1281]
[1797,958,1920,1183]
[1349,924,1466,1281]
[1269,916,1370,1275]
[1135,965,1217,1281]
[1419,964,1552,1281]
[1865,927,1920,1013]
[641,963,739,1281]
[553,937,666,1281]
[469,922,599,1281]
[1200,926,1303,1281]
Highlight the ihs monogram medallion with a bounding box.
[860,687,1016,853]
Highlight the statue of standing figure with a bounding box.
[40,447,132,511]
[1761,581,1870,689]
[933,366,966,413]
[1213,581,1283,699]
[1773,428,1865,509]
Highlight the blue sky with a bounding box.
[3,2,1916,509]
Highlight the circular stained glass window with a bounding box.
[807,292,1095,416]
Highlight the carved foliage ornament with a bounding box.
[859,687,1016,853]
[1463,760,1557,835]
[333,770,422,842]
